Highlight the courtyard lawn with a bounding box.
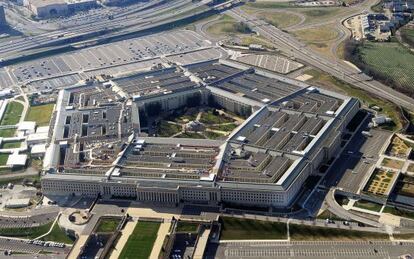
[175,132,205,139]
[96,218,120,233]
[0,154,8,166]
[119,221,160,259]
[157,121,181,137]
[176,221,199,233]
[25,103,55,126]
[1,141,22,149]
[1,102,24,126]
[204,131,224,140]
[354,200,383,212]
[220,217,287,240]
[0,129,15,138]
[199,110,233,125]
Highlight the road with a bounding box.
[0,0,208,61]
[205,240,414,259]
[226,7,414,111]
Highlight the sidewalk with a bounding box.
[149,221,171,259]
[109,220,137,259]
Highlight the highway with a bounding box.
[227,8,414,111]
[0,0,209,61]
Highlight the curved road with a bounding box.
[227,7,414,111]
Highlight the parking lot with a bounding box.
[0,237,70,255]
[205,240,414,259]
[3,30,219,93]
[233,53,304,75]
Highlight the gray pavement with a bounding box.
[205,240,414,259]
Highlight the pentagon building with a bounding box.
[41,59,359,208]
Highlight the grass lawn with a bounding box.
[393,233,414,240]
[1,102,24,126]
[293,26,339,42]
[305,68,403,131]
[200,110,233,125]
[175,132,205,139]
[383,206,414,220]
[316,210,346,221]
[2,141,22,149]
[25,103,55,126]
[210,123,238,132]
[41,223,74,244]
[290,224,389,241]
[157,121,181,137]
[0,129,16,138]
[204,131,224,140]
[299,8,346,24]
[220,217,287,240]
[0,154,8,166]
[354,200,383,212]
[356,41,414,94]
[381,158,404,170]
[244,1,294,9]
[401,26,414,48]
[176,221,199,233]
[241,35,274,49]
[260,11,302,29]
[206,15,245,37]
[0,221,53,239]
[96,218,120,233]
[119,221,160,259]
[292,25,339,57]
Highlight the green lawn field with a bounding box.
[1,102,24,126]
[401,26,414,48]
[220,217,287,240]
[357,42,414,93]
[96,218,120,233]
[119,221,160,259]
[25,103,55,126]
[41,223,74,244]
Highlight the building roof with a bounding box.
[36,126,50,134]
[31,143,47,154]
[7,152,27,166]
[30,0,67,8]
[5,198,31,208]
[18,121,36,132]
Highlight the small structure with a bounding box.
[185,121,204,132]
[17,121,36,136]
[31,143,47,158]
[0,89,14,99]
[371,115,392,127]
[6,152,28,168]
[5,198,31,209]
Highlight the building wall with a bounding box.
[0,6,6,28]
[42,179,101,196]
[31,3,68,18]
[210,93,252,118]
